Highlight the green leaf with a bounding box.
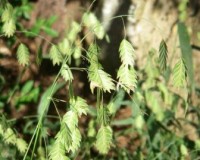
[3,18,16,37]
[119,39,135,67]
[42,26,58,37]
[17,43,30,66]
[117,65,137,94]
[107,89,125,115]
[37,83,64,118]
[173,58,187,87]
[88,64,115,93]
[159,40,168,71]
[21,80,34,95]
[111,117,134,126]
[49,45,62,66]
[178,22,194,89]
[95,125,113,154]
[46,15,57,26]
[61,64,73,82]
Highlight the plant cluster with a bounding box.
[0,1,200,160]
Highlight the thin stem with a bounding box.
[23,62,64,159]
[96,88,101,109]
[31,123,41,159]
[15,31,55,46]
[23,125,39,160]
[69,82,74,99]
[121,16,126,38]
[51,99,62,122]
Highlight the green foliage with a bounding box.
[17,43,30,66]
[95,125,113,154]
[159,40,168,71]
[0,0,7,8]
[1,1,199,160]
[28,16,58,37]
[145,91,164,121]
[15,80,40,106]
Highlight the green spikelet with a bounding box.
[16,138,27,153]
[1,3,13,22]
[70,97,89,116]
[69,128,81,153]
[82,12,105,39]
[4,128,17,145]
[49,141,70,160]
[1,3,16,37]
[17,43,30,66]
[119,39,135,67]
[173,58,187,87]
[95,125,113,154]
[67,21,81,42]
[2,19,16,37]
[97,105,110,126]
[159,40,168,71]
[117,65,137,93]
[61,64,73,82]
[87,43,99,63]
[117,39,137,93]
[88,64,115,93]
[49,45,62,66]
